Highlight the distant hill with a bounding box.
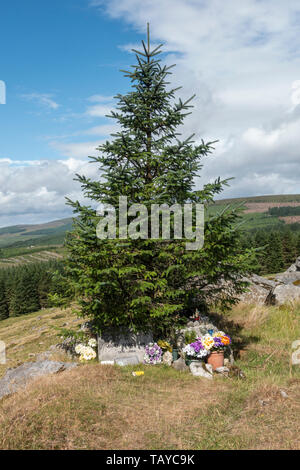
[1,193,300,251]
[0,218,73,249]
[214,194,300,205]
[211,194,300,231]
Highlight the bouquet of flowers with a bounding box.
[144,343,163,365]
[157,340,173,352]
[183,331,231,359]
[75,338,97,362]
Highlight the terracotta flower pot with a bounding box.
[207,351,224,371]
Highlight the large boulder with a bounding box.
[274,272,300,285]
[238,274,277,305]
[286,256,300,272]
[271,284,300,305]
[189,361,213,379]
[0,360,77,400]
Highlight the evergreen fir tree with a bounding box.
[282,230,296,268]
[65,26,256,334]
[296,233,300,257]
[267,232,284,273]
[0,274,9,321]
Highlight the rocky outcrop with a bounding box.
[0,360,77,400]
[286,256,300,272]
[239,257,300,306]
[274,272,300,285]
[270,284,300,306]
[239,274,277,305]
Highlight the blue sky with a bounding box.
[1,0,300,227]
[0,0,138,162]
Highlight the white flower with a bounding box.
[183,344,196,357]
[75,343,84,354]
[88,338,97,348]
[76,344,96,361]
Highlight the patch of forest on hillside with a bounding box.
[0,260,66,320]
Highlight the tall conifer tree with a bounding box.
[65,26,256,333]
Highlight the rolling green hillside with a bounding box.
[209,194,300,231]
[0,218,73,250]
[214,194,300,205]
[0,193,300,255]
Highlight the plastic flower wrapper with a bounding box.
[183,338,208,359]
[144,343,163,365]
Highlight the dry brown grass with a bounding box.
[0,302,300,450]
[0,364,230,450]
[0,307,82,378]
[229,380,300,449]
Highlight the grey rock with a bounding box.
[186,321,194,327]
[204,363,213,374]
[286,256,300,272]
[292,340,300,350]
[239,279,270,305]
[189,361,213,379]
[259,399,270,406]
[275,272,300,284]
[172,357,188,372]
[271,284,300,305]
[280,390,288,399]
[215,366,230,376]
[0,360,77,400]
[97,328,153,363]
[162,351,173,367]
[250,274,277,289]
[114,355,140,366]
[291,340,300,365]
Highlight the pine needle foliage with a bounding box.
[65,26,256,334]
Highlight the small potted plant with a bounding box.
[183,331,231,370]
[205,331,231,370]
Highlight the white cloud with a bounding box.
[4,1,300,228]
[90,0,300,198]
[84,123,119,136]
[0,158,100,227]
[21,93,60,110]
[50,140,103,159]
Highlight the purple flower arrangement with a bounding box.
[183,331,231,359]
[144,343,163,365]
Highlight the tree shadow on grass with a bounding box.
[208,311,261,359]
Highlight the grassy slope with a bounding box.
[0,218,73,248]
[0,246,64,268]
[208,194,300,231]
[214,194,300,205]
[0,302,299,450]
